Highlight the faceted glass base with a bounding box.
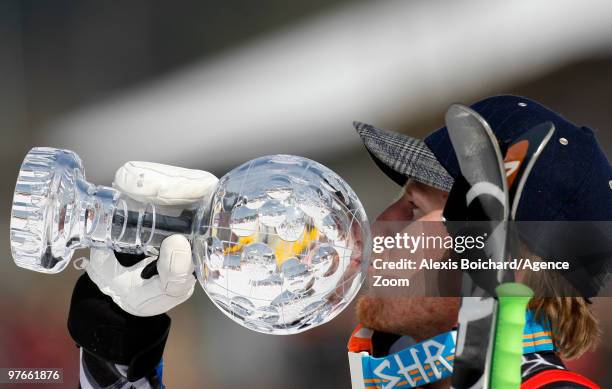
[10,148,84,273]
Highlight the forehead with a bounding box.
[404,179,449,197]
[404,179,428,194]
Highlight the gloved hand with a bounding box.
[68,161,218,385]
[86,161,218,316]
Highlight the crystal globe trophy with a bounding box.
[10,147,370,334]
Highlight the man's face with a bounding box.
[356,180,460,340]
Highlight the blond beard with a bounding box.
[356,295,460,341]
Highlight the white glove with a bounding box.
[86,161,218,316]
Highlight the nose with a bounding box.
[373,211,412,241]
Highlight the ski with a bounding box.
[445,104,555,389]
[445,104,509,389]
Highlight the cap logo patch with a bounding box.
[504,139,529,187]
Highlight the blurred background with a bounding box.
[1,0,611,387]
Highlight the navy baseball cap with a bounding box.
[355,95,612,222]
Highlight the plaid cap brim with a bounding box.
[354,121,454,191]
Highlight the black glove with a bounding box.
[68,272,170,382]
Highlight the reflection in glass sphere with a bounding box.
[205,237,224,271]
[259,200,286,227]
[241,242,276,282]
[194,155,370,335]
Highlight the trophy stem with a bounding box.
[76,180,198,258]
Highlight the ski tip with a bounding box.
[445,103,472,122]
[445,104,494,135]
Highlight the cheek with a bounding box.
[414,191,447,215]
[413,207,425,220]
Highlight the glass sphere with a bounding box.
[193,155,370,334]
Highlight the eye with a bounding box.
[409,200,426,220]
[407,200,419,211]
